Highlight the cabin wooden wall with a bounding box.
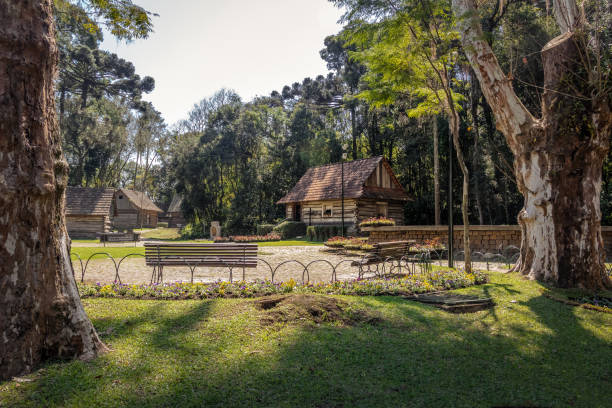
[297,200,358,226]
[365,161,396,188]
[355,199,404,225]
[285,199,405,227]
[167,212,186,228]
[66,215,110,239]
[113,210,138,230]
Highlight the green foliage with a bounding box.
[56,0,155,41]
[156,222,168,228]
[306,225,342,241]
[180,218,207,239]
[272,221,307,239]
[256,224,275,236]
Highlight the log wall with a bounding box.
[66,215,110,239]
[363,225,612,255]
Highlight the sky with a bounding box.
[101,0,345,126]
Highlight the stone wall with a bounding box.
[363,225,612,255]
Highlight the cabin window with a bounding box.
[376,202,388,218]
[323,204,333,218]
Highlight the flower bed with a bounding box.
[412,237,446,252]
[213,233,281,243]
[324,236,371,251]
[77,269,488,300]
[231,233,281,243]
[359,217,396,228]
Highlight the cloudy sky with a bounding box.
[101,0,344,125]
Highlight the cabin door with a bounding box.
[294,204,301,222]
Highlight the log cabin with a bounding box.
[113,188,163,229]
[165,194,186,227]
[65,187,115,239]
[277,156,411,232]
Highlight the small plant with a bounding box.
[359,217,396,228]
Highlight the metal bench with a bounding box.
[352,240,416,278]
[144,242,258,283]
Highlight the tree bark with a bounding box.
[453,0,611,289]
[433,117,441,225]
[0,0,106,380]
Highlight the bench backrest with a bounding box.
[372,240,414,258]
[144,243,258,267]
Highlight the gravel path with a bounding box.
[73,246,510,284]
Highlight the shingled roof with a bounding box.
[277,156,410,204]
[118,188,163,212]
[65,187,115,216]
[167,194,183,213]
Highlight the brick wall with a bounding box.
[363,225,612,255]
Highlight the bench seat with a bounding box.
[144,243,258,283]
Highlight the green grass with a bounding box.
[1,272,610,407]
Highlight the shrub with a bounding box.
[306,225,341,241]
[359,217,396,228]
[157,222,168,228]
[256,224,275,236]
[180,219,207,239]
[272,221,306,239]
[306,226,316,241]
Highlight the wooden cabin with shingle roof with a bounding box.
[165,194,186,227]
[277,156,411,231]
[65,187,115,238]
[113,188,163,229]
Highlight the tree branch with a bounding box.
[452,0,536,152]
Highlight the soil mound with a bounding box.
[254,294,379,326]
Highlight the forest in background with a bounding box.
[56,0,612,234]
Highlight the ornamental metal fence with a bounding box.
[68,244,548,285]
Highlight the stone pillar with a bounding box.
[210,221,221,240]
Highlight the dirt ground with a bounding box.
[73,246,508,284]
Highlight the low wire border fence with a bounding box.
[70,246,612,285]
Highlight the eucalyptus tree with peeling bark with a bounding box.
[452,0,611,289]
[0,0,153,380]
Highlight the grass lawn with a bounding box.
[1,272,610,408]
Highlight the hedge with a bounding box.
[272,221,307,239]
[306,225,342,242]
[256,224,275,236]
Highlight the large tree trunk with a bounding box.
[453,0,611,289]
[0,0,106,380]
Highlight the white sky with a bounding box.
[101,0,344,126]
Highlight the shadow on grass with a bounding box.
[4,274,611,408]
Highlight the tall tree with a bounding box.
[452,0,611,289]
[0,0,153,380]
